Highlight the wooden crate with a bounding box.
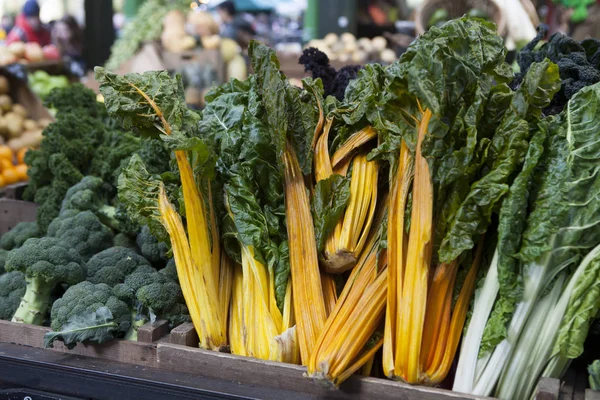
[0,317,580,400]
[0,198,37,234]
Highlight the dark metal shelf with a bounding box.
[0,343,312,400]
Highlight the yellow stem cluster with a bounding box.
[383,108,483,384]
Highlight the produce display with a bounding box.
[0,75,51,188]
[0,15,599,400]
[105,0,190,70]
[0,42,60,66]
[305,32,396,64]
[0,84,186,347]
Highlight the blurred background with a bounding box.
[0,0,596,109]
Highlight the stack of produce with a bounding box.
[0,16,598,400]
[93,16,600,400]
[105,0,191,70]
[305,33,396,64]
[0,84,191,348]
[0,42,60,66]
[0,75,53,188]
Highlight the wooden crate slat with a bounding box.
[0,199,37,234]
[157,342,491,400]
[0,319,158,367]
[586,390,600,400]
[169,322,199,347]
[137,319,170,343]
[537,377,561,400]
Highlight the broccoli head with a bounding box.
[113,233,137,250]
[160,258,178,282]
[0,222,42,251]
[87,247,152,286]
[44,84,103,118]
[27,153,86,232]
[5,237,86,325]
[89,130,142,185]
[0,249,8,274]
[136,225,169,268]
[45,281,132,349]
[113,269,189,337]
[47,210,114,261]
[0,271,26,320]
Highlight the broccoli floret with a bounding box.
[61,176,140,236]
[113,233,137,250]
[160,259,178,282]
[89,130,142,185]
[113,269,189,338]
[0,271,26,320]
[45,281,132,349]
[44,84,103,119]
[5,237,86,325]
[86,247,152,286]
[0,222,42,251]
[47,210,114,261]
[0,249,8,274]
[136,225,168,268]
[28,154,86,232]
[61,176,118,226]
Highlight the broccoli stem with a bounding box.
[124,310,147,341]
[98,205,119,231]
[11,277,54,325]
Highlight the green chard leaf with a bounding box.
[117,155,170,244]
[286,77,323,175]
[248,41,288,160]
[589,360,600,390]
[311,174,352,252]
[95,67,199,139]
[553,250,600,359]
[480,126,548,352]
[438,60,561,263]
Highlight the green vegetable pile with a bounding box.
[0,16,599,399]
[0,84,189,349]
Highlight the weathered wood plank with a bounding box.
[586,390,600,400]
[157,342,491,400]
[537,377,560,400]
[137,319,169,343]
[169,322,198,347]
[0,199,37,234]
[0,319,158,367]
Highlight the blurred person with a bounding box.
[216,1,239,40]
[52,15,85,74]
[6,0,51,46]
[52,15,83,59]
[235,18,257,50]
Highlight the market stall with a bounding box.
[0,0,599,398]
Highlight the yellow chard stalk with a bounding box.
[284,141,327,364]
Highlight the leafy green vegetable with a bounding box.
[455,82,600,399]
[590,360,600,390]
[311,174,351,252]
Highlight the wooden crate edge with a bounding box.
[157,342,490,400]
[0,319,160,367]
